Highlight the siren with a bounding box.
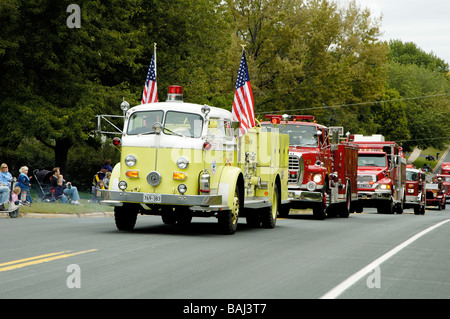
[265,114,315,123]
[166,85,183,102]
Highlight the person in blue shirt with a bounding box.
[17,166,33,205]
[0,163,11,210]
[54,177,82,205]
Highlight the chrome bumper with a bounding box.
[100,190,223,207]
[357,190,391,200]
[288,190,322,202]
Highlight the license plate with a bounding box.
[143,193,162,203]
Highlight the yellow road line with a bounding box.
[0,249,98,272]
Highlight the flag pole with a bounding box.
[154,43,157,78]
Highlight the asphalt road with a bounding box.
[1,206,449,302]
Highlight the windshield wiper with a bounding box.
[163,127,184,137]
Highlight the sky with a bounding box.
[338,0,450,64]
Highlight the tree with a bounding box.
[0,0,144,173]
[389,40,449,74]
[226,0,388,126]
[371,88,410,142]
[387,42,450,150]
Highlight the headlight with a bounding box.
[306,181,317,191]
[313,174,322,183]
[125,155,136,167]
[178,184,187,194]
[118,181,127,190]
[379,184,391,190]
[176,157,189,169]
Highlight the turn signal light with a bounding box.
[126,170,139,178]
[173,172,187,180]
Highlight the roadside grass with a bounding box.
[19,191,113,215]
[411,145,449,171]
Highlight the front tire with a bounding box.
[313,182,328,220]
[339,184,351,218]
[218,184,241,234]
[114,204,138,231]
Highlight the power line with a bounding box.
[255,92,450,115]
[396,136,450,143]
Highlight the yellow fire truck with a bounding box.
[99,86,289,234]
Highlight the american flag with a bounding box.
[142,51,158,104]
[232,51,255,135]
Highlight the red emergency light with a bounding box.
[168,85,183,94]
[291,115,314,121]
[265,114,315,123]
[167,85,183,102]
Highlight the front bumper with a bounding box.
[357,190,392,208]
[404,195,422,208]
[100,190,224,209]
[358,190,391,200]
[288,189,322,208]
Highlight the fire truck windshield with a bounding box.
[406,170,419,181]
[358,154,387,167]
[127,110,203,138]
[263,124,318,147]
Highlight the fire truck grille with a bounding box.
[357,175,376,189]
[426,191,436,199]
[289,155,300,183]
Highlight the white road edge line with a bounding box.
[320,218,450,299]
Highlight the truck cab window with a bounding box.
[263,124,318,147]
[358,154,387,167]
[165,111,203,138]
[127,110,164,135]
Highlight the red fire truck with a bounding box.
[426,180,446,210]
[404,167,426,215]
[350,135,406,214]
[441,162,450,175]
[435,174,450,202]
[262,115,358,220]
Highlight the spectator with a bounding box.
[103,171,112,189]
[51,167,82,205]
[0,163,13,185]
[0,163,13,210]
[54,178,75,204]
[11,186,21,204]
[17,166,33,205]
[91,165,110,202]
[103,159,113,172]
[50,167,61,190]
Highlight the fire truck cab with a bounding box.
[426,179,446,210]
[351,135,406,214]
[99,86,289,234]
[441,162,450,175]
[404,167,426,215]
[435,174,450,203]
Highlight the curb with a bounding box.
[19,211,115,218]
